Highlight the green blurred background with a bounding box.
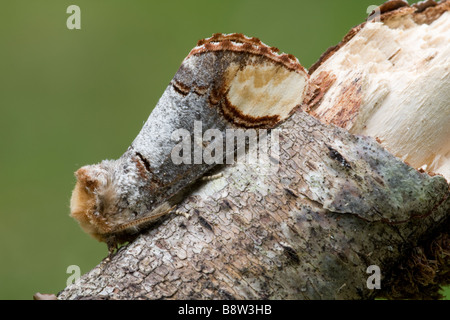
[0,0,447,300]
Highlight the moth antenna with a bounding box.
[110,203,176,233]
[201,173,224,181]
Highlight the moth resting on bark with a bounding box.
[70,33,310,253]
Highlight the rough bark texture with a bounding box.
[58,1,450,300]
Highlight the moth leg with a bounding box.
[107,236,119,253]
[201,173,223,181]
[99,236,118,267]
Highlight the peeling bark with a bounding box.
[58,1,450,300]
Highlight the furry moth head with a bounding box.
[70,33,309,247]
[70,159,140,242]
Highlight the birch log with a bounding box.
[58,1,450,300]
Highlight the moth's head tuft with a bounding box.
[70,162,119,242]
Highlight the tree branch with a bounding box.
[58,1,450,300]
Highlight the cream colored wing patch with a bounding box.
[225,59,308,126]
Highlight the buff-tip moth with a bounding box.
[70,33,309,254]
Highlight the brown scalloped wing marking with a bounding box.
[221,96,281,128]
[378,0,409,14]
[189,33,306,74]
[197,33,269,48]
[187,33,309,128]
[172,79,191,96]
[413,0,438,13]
